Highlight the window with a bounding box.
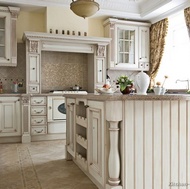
[155,11,190,90]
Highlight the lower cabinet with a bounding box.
[0,97,21,136]
[87,100,105,186]
[66,98,105,188]
[30,96,47,135]
[66,98,76,157]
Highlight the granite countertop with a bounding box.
[64,93,190,101]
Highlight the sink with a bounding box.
[166,89,190,95]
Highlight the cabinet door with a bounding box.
[28,54,40,83]
[0,11,11,64]
[115,25,138,69]
[87,101,105,186]
[139,26,149,63]
[95,58,105,86]
[0,97,21,136]
[66,98,76,157]
[28,54,40,93]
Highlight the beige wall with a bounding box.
[17,11,46,42]
[16,7,105,42]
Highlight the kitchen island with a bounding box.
[65,93,190,189]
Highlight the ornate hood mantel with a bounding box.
[22,31,111,55]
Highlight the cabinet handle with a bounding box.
[70,103,75,105]
[34,129,43,133]
[36,120,43,123]
[34,100,43,104]
[84,105,89,108]
[34,110,43,114]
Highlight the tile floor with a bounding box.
[0,140,98,189]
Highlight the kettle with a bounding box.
[134,71,150,95]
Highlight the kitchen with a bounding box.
[0,1,190,189]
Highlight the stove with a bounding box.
[49,90,88,94]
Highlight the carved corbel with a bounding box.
[97,45,106,57]
[29,40,39,53]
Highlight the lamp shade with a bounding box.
[70,0,100,18]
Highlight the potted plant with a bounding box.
[117,75,133,94]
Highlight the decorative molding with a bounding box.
[21,96,30,104]
[97,45,106,57]
[29,40,39,53]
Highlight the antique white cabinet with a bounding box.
[66,97,106,188]
[0,97,21,136]
[104,18,150,70]
[87,100,105,186]
[27,54,40,93]
[0,6,20,66]
[66,98,76,157]
[30,96,47,135]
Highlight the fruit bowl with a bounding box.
[95,87,117,94]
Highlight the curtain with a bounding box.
[184,7,190,38]
[147,18,168,88]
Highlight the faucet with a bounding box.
[176,79,189,90]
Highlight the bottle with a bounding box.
[0,82,3,93]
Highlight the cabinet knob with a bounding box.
[49,106,52,110]
[99,70,102,72]
[7,59,10,61]
[84,105,89,108]
[70,103,75,105]
[32,68,35,70]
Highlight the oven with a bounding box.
[47,96,66,134]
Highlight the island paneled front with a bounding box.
[65,93,190,189]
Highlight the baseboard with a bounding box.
[31,133,66,142]
[0,136,21,144]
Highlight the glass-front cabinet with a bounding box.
[116,25,138,68]
[0,6,20,66]
[104,18,150,70]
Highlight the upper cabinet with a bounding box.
[0,6,20,67]
[104,18,150,71]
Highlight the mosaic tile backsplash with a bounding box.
[41,51,88,92]
[0,43,26,93]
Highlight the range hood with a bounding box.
[22,31,111,54]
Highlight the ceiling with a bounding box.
[0,0,189,23]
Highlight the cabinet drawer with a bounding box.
[31,126,47,135]
[31,106,46,115]
[29,85,39,93]
[31,116,47,125]
[31,97,46,105]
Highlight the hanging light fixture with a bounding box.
[70,0,100,19]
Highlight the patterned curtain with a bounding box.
[184,7,190,38]
[147,18,168,88]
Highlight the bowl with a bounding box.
[95,87,117,94]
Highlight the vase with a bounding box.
[134,71,150,95]
[120,85,133,94]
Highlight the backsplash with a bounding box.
[41,51,88,92]
[0,43,26,93]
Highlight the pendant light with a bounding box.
[70,0,100,19]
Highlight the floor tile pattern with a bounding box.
[0,140,98,189]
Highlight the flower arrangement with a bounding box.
[117,75,133,91]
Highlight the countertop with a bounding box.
[1,92,190,101]
[64,93,190,101]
